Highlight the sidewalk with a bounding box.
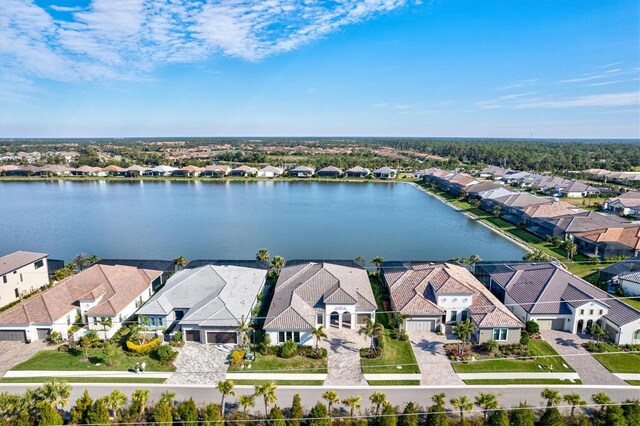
[4,371,172,379]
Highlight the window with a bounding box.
[599,310,603,315]
[492,328,508,341]
[317,314,323,325]
[589,309,594,315]
[14,288,19,298]
[450,310,457,322]
[34,260,44,269]
[634,330,640,340]
[2,275,6,284]
[579,309,584,315]
[175,310,185,320]
[149,317,156,327]
[278,331,301,343]
[19,273,23,282]
[460,311,468,321]
[67,315,71,326]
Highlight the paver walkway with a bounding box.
[0,341,49,377]
[166,342,231,385]
[541,330,627,386]
[408,331,464,385]
[323,329,368,386]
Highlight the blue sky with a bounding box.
[1,0,639,138]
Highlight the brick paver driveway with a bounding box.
[0,341,49,377]
[166,343,231,385]
[408,331,463,385]
[541,330,627,386]
[323,329,368,386]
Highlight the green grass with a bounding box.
[627,380,640,386]
[618,295,640,311]
[0,377,166,384]
[231,380,324,386]
[12,348,175,372]
[590,343,640,374]
[361,332,420,374]
[367,380,420,386]
[227,353,327,374]
[369,274,392,328]
[464,379,582,385]
[452,340,573,373]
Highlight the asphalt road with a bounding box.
[1,383,638,413]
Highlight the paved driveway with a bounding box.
[166,343,231,385]
[323,329,368,386]
[541,330,627,386]
[0,341,49,377]
[408,331,463,385]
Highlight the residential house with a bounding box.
[289,166,315,178]
[599,257,640,284]
[124,165,150,176]
[531,211,635,240]
[202,165,231,177]
[556,181,601,198]
[573,226,640,259]
[518,201,585,229]
[102,165,126,176]
[477,166,512,180]
[372,167,397,179]
[381,262,523,343]
[73,166,108,177]
[316,166,343,178]
[257,165,283,178]
[230,165,258,177]
[0,252,49,309]
[136,264,266,343]
[463,181,505,199]
[263,261,377,345]
[441,173,480,196]
[603,191,640,218]
[345,166,370,178]
[173,165,203,177]
[619,272,640,296]
[480,192,547,223]
[146,165,177,176]
[0,263,166,342]
[475,261,640,345]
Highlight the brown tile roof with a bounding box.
[0,251,48,276]
[103,165,125,172]
[521,201,583,218]
[574,226,640,250]
[0,264,162,325]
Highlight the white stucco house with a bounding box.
[257,165,284,178]
[263,261,377,345]
[0,251,50,309]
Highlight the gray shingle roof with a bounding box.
[264,262,377,330]
[0,251,48,276]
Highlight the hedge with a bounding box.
[126,337,162,354]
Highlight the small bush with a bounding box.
[306,348,327,359]
[278,340,298,358]
[126,337,162,355]
[230,350,246,366]
[519,333,530,345]
[480,339,499,353]
[153,344,178,364]
[524,320,539,335]
[360,347,382,359]
[45,331,63,345]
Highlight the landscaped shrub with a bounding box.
[520,333,530,345]
[525,320,539,335]
[305,347,327,359]
[153,344,178,364]
[480,339,499,353]
[80,331,101,348]
[126,337,162,355]
[499,343,532,358]
[230,350,246,366]
[278,340,298,358]
[169,331,185,347]
[45,331,63,345]
[360,347,382,359]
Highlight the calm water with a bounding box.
[0,181,525,262]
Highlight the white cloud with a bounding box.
[0,0,417,83]
[516,92,640,109]
[496,79,537,90]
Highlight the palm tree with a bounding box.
[236,316,253,350]
[322,390,339,416]
[468,254,481,265]
[452,320,474,354]
[40,379,71,410]
[97,316,112,340]
[592,392,612,413]
[87,255,100,266]
[369,392,387,416]
[590,324,606,342]
[563,392,586,419]
[492,205,502,218]
[311,326,327,352]
[131,389,150,416]
[255,382,278,418]
[256,249,270,268]
[74,253,90,270]
[450,396,473,423]
[342,396,362,419]
[564,240,577,261]
[393,312,411,331]
[173,256,188,271]
[104,389,127,418]
[431,392,446,408]
[270,256,285,275]
[475,392,498,422]
[359,317,384,355]
[216,380,235,417]
[237,394,255,416]
[370,256,384,273]
[541,388,562,407]
[523,249,550,261]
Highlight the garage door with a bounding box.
[207,332,236,344]
[536,319,552,330]
[37,328,51,340]
[405,319,436,332]
[551,318,565,331]
[185,330,201,342]
[0,330,26,341]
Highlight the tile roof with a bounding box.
[0,251,48,276]
[290,166,314,173]
[492,193,548,208]
[574,226,640,250]
[0,264,162,325]
[258,165,283,173]
[544,211,635,233]
[264,262,377,330]
[383,262,522,328]
[463,181,503,194]
[317,166,343,173]
[231,165,258,173]
[373,167,397,174]
[520,201,584,218]
[345,166,370,173]
[479,262,640,326]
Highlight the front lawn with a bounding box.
[590,342,640,374]
[361,332,420,374]
[464,379,582,385]
[368,380,420,386]
[232,380,324,385]
[452,340,573,373]
[227,352,327,373]
[0,377,166,384]
[13,347,175,372]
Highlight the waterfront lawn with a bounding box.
[361,331,420,374]
[452,340,573,373]
[13,348,175,372]
[369,274,392,328]
[227,353,327,374]
[590,343,640,374]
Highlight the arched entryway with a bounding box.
[577,319,584,333]
[342,312,352,329]
[586,319,593,333]
[330,311,340,328]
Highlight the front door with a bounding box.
[330,312,340,328]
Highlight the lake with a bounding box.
[0,180,525,262]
